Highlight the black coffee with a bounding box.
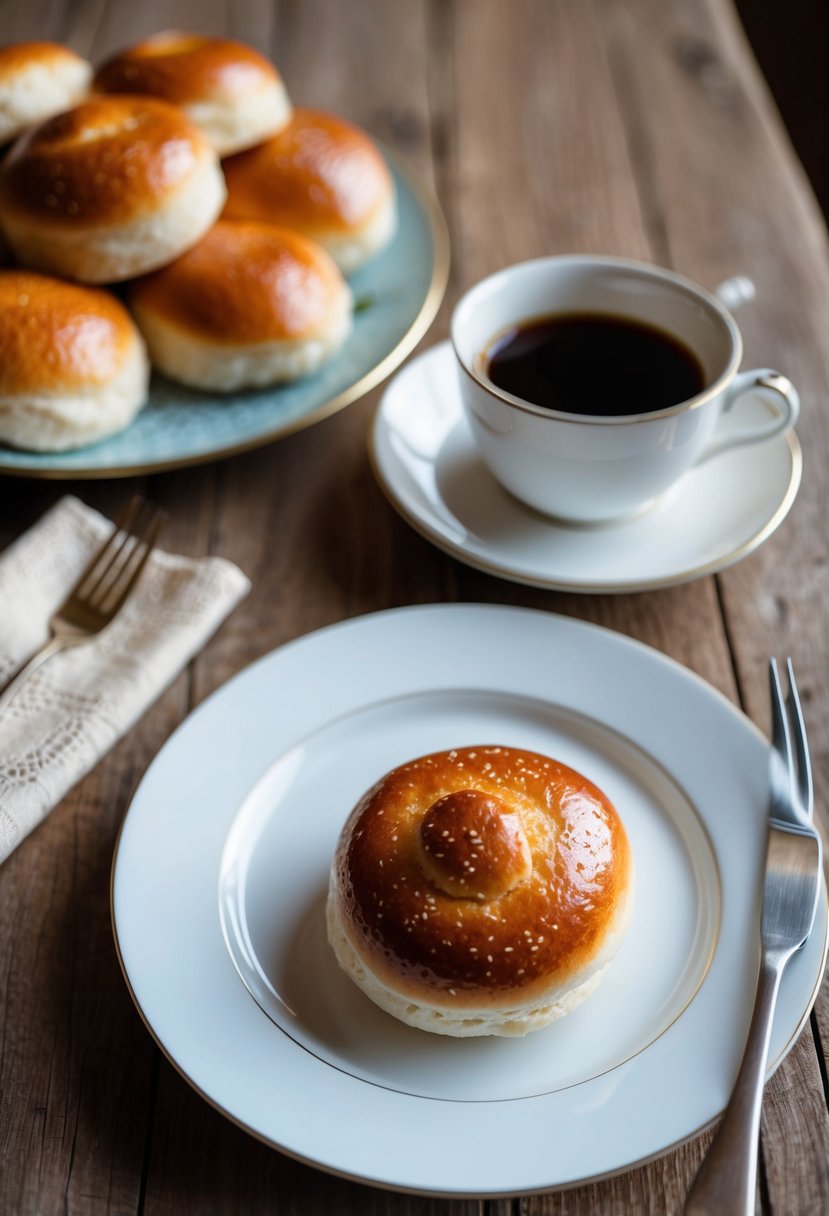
[483,313,705,416]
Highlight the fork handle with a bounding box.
[0,636,72,716]
[684,953,786,1215]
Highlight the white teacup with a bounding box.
[451,256,800,524]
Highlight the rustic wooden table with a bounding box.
[2,0,829,1212]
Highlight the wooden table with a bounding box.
[2,1,829,1212]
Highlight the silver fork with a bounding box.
[685,660,824,1216]
[0,497,164,716]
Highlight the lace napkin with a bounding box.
[0,495,250,862]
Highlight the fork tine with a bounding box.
[769,657,793,784]
[769,658,799,828]
[100,505,164,615]
[84,497,156,608]
[786,659,814,822]
[69,496,144,603]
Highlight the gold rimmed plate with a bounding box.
[1,152,449,480]
[112,605,827,1196]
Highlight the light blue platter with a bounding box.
[2,155,449,479]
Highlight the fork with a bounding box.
[0,497,164,716]
[684,660,824,1215]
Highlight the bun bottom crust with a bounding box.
[190,82,293,157]
[0,57,91,145]
[326,874,613,1038]
[0,337,148,451]
[319,190,397,274]
[0,156,226,284]
[132,287,352,391]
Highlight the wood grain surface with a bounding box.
[1,1,828,1213]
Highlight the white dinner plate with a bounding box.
[369,342,802,593]
[112,605,827,1196]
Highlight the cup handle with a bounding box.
[695,369,800,466]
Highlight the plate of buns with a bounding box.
[0,34,448,478]
[112,604,828,1196]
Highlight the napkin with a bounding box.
[0,495,250,863]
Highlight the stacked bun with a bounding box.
[131,222,352,391]
[0,271,148,451]
[0,95,225,283]
[223,108,396,273]
[93,32,292,156]
[0,43,91,145]
[0,31,397,452]
[327,745,633,1037]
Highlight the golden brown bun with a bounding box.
[129,220,352,390]
[0,95,226,282]
[0,270,149,450]
[222,107,395,272]
[94,31,292,155]
[327,745,633,1037]
[0,43,92,144]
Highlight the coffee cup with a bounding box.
[451,256,800,524]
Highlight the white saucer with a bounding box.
[369,342,802,593]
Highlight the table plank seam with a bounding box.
[810,1009,829,1115]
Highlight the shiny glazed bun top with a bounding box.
[130,220,348,344]
[0,41,85,75]
[0,94,212,227]
[0,270,137,393]
[94,31,283,106]
[329,745,632,1032]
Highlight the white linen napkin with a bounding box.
[0,495,250,862]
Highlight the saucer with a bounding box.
[369,341,802,593]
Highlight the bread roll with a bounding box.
[0,95,226,283]
[0,42,91,145]
[94,31,292,156]
[0,270,149,451]
[129,220,352,391]
[222,107,396,273]
[327,745,633,1037]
